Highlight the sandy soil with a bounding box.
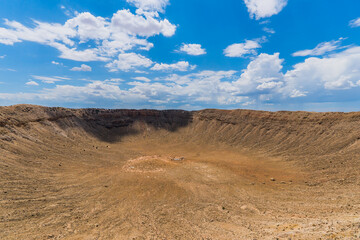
[1,105,360,239]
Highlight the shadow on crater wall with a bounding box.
[0,105,194,143]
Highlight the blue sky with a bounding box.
[0,0,360,111]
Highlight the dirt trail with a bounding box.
[1,105,360,239]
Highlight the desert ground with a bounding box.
[1,105,360,239]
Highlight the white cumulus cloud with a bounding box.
[106,53,153,72]
[111,9,176,37]
[179,43,206,56]
[126,0,170,13]
[224,40,261,57]
[65,12,110,42]
[285,46,360,92]
[244,0,288,20]
[0,9,176,69]
[70,64,92,71]
[235,53,284,94]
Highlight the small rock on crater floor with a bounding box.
[171,157,185,161]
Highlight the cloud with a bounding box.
[127,70,245,105]
[259,20,270,25]
[256,81,283,90]
[0,55,5,59]
[263,27,275,34]
[65,12,110,42]
[106,53,153,72]
[0,81,149,105]
[7,81,140,103]
[3,46,360,109]
[235,53,284,94]
[0,19,76,46]
[60,5,76,17]
[53,76,71,80]
[349,17,360,28]
[50,42,109,62]
[103,78,125,85]
[111,9,176,37]
[51,61,60,65]
[285,46,360,92]
[244,0,288,20]
[292,38,345,57]
[224,40,261,57]
[0,9,176,65]
[289,89,307,98]
[0,70,249,107]
[0,68,16,72]
[133,76,151,82]
[228,46,360,99]
[31,75,70,84]
[126,0,170,13]
[178,43,206,56]
[70,64,92,72]
[26,81,39,86]
[0,25,22,45]
[151,61,196,71]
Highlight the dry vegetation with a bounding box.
[1,105,360,239]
